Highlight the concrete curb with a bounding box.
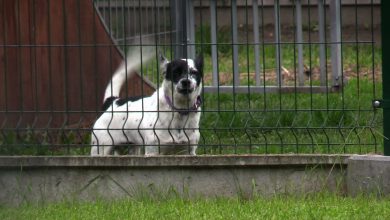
[0,155,350,168]
[1,154,389,206]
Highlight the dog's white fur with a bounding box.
[90,49,202,156]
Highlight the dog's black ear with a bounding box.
[194,54,204,75]
[159,53,169,74]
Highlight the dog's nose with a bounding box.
[181,79,191,88]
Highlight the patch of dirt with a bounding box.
[239,24,381,46]
[204,25,382,86]
[203,65,382,86]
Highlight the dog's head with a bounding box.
[160,55,203,103]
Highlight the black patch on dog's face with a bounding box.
[165,57,203,86]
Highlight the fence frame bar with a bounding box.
[381,0,390,156]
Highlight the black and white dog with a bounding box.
[90,49,203,156]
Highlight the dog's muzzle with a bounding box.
[178,79,195,95]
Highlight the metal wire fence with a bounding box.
[0,0,383,155]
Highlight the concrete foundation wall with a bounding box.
[347,155,390,196]
[0,155,388,206]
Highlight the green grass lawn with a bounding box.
[1,193,390,220]
[197,78,383,155]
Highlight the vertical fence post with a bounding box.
[210,0,218,87]
[317,0,326,86]
[382,0,390,156]
[295,0,304,86]
[252,0,261,86]
[274,0,282,86]
[171,0,187,59]
[330,0,342,88]
[186,0,196,59]
[231,0,240,86]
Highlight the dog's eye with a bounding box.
[165,68,184,83]
[173,70,183,78]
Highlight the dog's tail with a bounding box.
[103,47,155,101]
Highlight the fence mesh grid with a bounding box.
[0,0,383,155]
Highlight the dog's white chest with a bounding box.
[154,112,195,143]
